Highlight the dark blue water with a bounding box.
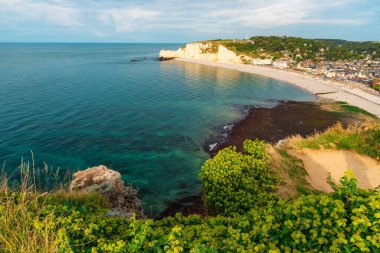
[0,43,315,212]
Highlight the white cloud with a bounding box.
[0,0,83,28]
[0,0,376,41]
[204,0,366,28]
[99,8,159,33]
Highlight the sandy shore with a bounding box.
[176,57,380,118]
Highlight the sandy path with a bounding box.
[289,149,380,192]
[175,58,380,118]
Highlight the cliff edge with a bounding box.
[159,42,252,64]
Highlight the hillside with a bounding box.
[317,39,380,56]
[208,36,379,63]
[160,36,380,91]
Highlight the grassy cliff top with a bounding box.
[198,36,380,61]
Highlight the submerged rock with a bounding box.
[70,165,144,218]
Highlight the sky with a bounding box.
[0,0,379,42]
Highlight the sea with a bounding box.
[0,43,315,213]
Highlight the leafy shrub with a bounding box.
[2,166,380,252]
[45,172,379,253]
[200,139,279,215]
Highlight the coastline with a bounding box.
[161,100,359,217]
[175,57,380,118]
[159,56,380,217]
[208,100,358,156]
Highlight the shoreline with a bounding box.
[161,100,359,217]
[160,57,380,217]
[208,100,358,156]
[175,57,380,118]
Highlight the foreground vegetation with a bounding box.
[200,140,279,216]
[1,171,379,252]
[1,127,380,252]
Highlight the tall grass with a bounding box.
[268,145,316,198]
[0,160,60,253]
[0,156,109,252]
[287,122,380,160]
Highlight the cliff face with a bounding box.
[159,42,251,64]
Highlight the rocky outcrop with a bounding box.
[70,165,144,218]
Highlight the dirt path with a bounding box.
[289,149,380,192]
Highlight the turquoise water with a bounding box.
[0,43,315,212]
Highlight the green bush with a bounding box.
[200,139,279,215]
[40,172,378,253]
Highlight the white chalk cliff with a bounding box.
[159,42,252,64]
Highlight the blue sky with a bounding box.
[0,0,379,42]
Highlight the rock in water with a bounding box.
[70,165,144,218]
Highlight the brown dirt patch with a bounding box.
[289,149,380,192]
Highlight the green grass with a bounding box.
[46,191,109,212]
[278,149,307,179]
[0,160,109,253]
[291,123,380,160]
[269,145,317,197]
[276,149,318,195]
[335,101,376,118]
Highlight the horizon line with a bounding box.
[0,42,188,44]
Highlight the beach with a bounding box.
[176,57,380,118]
